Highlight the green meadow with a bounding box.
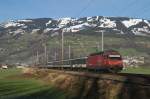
[0,67,149,99]
[0,68,66,99]
[121,67,150,75]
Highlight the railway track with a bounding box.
[34,67,150,87]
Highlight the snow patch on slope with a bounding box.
[63,23,94,32]
[18,20,33,22]
[132,26,150,36]
[46,20,52,26]
[87,17,93,22]
[144,20,150,27]
[9,29,25,35]
[58,17,76,28]
[87,16,99,22]
[4,21,25,28]
[122,19,142,28]
[58,17,72,28]
[31,29,40,34]
[99,18,116,28]
[43,28,53,33]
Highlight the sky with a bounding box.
[0,0,150,22]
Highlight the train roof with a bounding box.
[89,52,104,56]
[89,50,119,56]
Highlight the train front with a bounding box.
[106,52,123,72]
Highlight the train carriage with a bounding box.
[47,50,123,73]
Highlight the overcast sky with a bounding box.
[0,0,150,22]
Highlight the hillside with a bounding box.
[0,16,150,65]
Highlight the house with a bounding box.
[1,64,8,69]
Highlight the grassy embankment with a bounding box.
[121,67,150,74]
[0,68,66,99]
[0,67,149,99]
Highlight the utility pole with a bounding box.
[61,30,64,69]
[68,44,71,67]
[36,50,39,66]
[47,51,48,64]
[54,52,57,60]
[68,44,71,59]
[44,43,47,66]
[96,42,100,52]
[101,31,104,51]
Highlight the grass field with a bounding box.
[121,67,150,74]
[0,67,149,99]
[0,68,66,99]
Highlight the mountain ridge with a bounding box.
[0,16,150,65]
[0,16,150,38]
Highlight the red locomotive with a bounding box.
[86,50,123,72]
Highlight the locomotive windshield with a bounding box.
[108,55,121,60]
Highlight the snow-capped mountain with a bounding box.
[0,16,150,37]
[0,16,150,65]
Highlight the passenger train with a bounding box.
[47,50,123,73]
